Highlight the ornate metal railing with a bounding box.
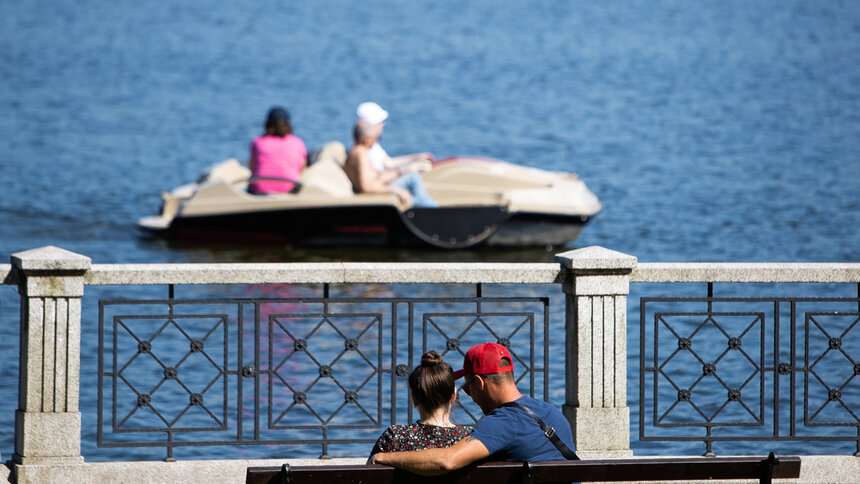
[97,283,551,460]
[639,283,860,455]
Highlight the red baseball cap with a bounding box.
[453,342,514,380]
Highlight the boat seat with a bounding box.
[200,158,251,185]
[298,157,355,198]
[307,141,347,166]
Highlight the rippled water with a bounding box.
[1,0,858,461]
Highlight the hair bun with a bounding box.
[420,351,443,366]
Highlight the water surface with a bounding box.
[1,0,857,461]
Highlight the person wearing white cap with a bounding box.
[356,101,389,126]
[344,102,438,207]
[355,102,435,174]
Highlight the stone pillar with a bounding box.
[12,246,90,467]
[555,246,637,457]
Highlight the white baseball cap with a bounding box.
[356,102,389,125]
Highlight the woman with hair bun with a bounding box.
[369,351,468,457]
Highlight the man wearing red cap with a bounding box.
[371,342,576,475]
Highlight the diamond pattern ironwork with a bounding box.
[641,295,860,456]
[653,312,763,426]
[806,313,859,426]
[98,287,550,459]
[108,314,227,437]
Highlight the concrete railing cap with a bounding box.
[11,246,92,271]
[555,246,638,271]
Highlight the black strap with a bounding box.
[501,401,579,460]
[280,463,291,484]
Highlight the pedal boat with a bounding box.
[138,148,601,249]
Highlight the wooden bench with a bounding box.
[246,452,801,484]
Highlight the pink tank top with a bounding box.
[248,134,307,194]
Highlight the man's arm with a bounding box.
[389,153,434,172]
[372,146,430,170]
[349,148,411,203]
[370,435,490,476]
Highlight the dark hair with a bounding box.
[483,357,515,384]
[408,351,455,413]
[264,106,293,137]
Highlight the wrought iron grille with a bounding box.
[640,286,860,456]
[98,283,550,460]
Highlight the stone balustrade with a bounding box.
[2,245,858,483]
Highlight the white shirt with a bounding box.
[368,143,390,172]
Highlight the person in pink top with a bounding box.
[247,106,308,195]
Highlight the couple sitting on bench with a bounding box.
[369,342,577,477]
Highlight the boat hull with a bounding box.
[147,204,522,249]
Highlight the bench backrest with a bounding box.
[246,454,801,484]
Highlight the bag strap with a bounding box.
[501,401,579,460]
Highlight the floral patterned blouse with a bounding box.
[370,422,470,455]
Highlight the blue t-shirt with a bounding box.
[469,396,575,461]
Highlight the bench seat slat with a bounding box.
[246,456,802,484]
[529,457,802,482]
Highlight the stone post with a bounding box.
[555,246,637,457]
[12,246,90,467]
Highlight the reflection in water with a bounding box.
[142,236,565,264]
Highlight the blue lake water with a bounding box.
[1,0,858,461]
